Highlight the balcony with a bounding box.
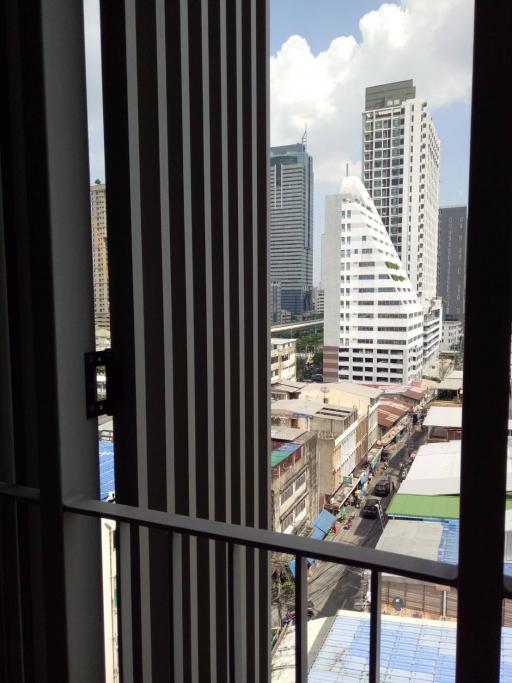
[1,2,511,682]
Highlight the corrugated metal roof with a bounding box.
[438,520,459,565]
[376,519,460,565]
[401,441,512,495]
[99,440,115,501]
[376,520,442,561]
[273,611,512,682]
[271,442,301,467]
[423,406,462,428]
[387,494,460,520]
[437,377,463,391]
[399,446,461,496]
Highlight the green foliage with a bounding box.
[295,331,323,352]
[385,261,399,270]
[391,274,405,281]
[296,349,323,380]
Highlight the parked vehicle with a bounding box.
[374,478,392,496]
[361,497,382,519]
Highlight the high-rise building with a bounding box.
[311,286,324,316]
[270,141,313,317]
[437,206,468,321]
[90,181,110,331]
[270,281,282,325]
[322,176,424,384]
[362,80,440,305]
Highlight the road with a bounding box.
[308,423,428,617]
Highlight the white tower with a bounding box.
[322,176,424,384]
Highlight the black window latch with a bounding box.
[84,349,112,418]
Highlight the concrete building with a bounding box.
[362,80,441,306]
[441,320,463,352]
[270,142,313,317]
[311,286,324,316]
[271,338,296,384]
[271,382,382,504]
[437,206,467,321]
[101,519,119,683]
[422,297,443,373]
[423,405,462,442]
[271,400,358,505]
[270,428,318,534]
[91,181,110,330]
[270,280,282,324]
[322,176,424,384]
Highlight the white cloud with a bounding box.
[270,0,474,280]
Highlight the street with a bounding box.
[307,423,428,617]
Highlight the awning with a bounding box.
[311,509,337,535]
[309,527,325,540]
[288,555,317,578]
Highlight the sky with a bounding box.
[84,0,474,284]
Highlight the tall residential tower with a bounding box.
[362,80,442,371]
[90,181,110,331]
[362,80,441,303]
[437,206,467,321]
[322,177,423,384]
[270,141,313,318]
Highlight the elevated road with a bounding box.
[271,318,323,337]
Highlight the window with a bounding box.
[2,4,510,682]
[281,484,294,505]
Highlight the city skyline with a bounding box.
[84,0,474,284]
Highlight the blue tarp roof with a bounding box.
[288,524,330,577]
[288,555,317,578]
[312,509,337,535]
[99,440,115,501]
[310,527,326,540]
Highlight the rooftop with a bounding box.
[271,399,354,420]
[99,440,115,501]
[271,442,302,468]
[271,337,295,346]
[270,381,308,394]
[365,382,425,401]
[376,519,456,564]
[303,381,382,399]
[270,426,307,442]
[423,405,462,428]
[399,440,512,496]
[387,494,461,520]
[437,370,463,392]
[273,610,512,682]
[378,399,411,429]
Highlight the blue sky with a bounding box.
[270,0,471,207]
[85,0,473,283]
[269,0,473,281]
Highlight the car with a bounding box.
[374,478,393,496]
[361,497,382,519]
[311,374,323,383]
